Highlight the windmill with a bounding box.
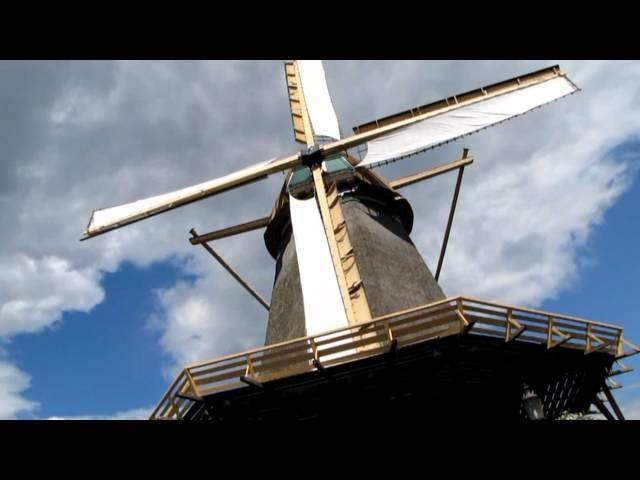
[83,61,638,421]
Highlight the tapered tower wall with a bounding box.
[264,192,445,346]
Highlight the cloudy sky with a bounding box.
[0,60,638,420]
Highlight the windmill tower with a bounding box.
[82,61,639,421]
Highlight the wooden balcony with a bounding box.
[150,296,638,420]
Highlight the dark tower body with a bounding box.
[264,171,445,345]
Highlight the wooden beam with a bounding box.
[312,168,381,355]
[184,368,201,398]
[609,362,633,377]
[389,155,474,190]
[190,216,270,245]
[190,228,270,311]
[549,331,572,349]
[312,359,327,374]
[617,338,640,360]
[358,163,394,189]
[601,384,625,420]
[240,375,264,389]
[511,325,527,342]
[505,309,526,343]
[547,317,555,348]
[327,182,373,325]
[593,397,616,421]
[284,61,314,145]
[175,392,203,402]
[435,150,468,282]
[456,309,469,328]
[456,299,475,334]
[607,379,622,390]
[383,320,398,353]
[585,339,615,355]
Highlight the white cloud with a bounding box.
[0,254,104,337]
[46,406,154,420]
[622,400,640,420]
[1,60,639,417]
[0,360,38,419]
[432,141,634,304]
[0,61,287,414]
[149,238,272,380]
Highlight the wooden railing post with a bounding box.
[384,319,398,353]
[310,338,319,363]
[617,330,624,357]
[244,354,256,378]
[456,298,469,332]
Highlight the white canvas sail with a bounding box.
[289,195,349,335]
[84,155,300,238]
[297,60,341,141]
[356,75,578,168]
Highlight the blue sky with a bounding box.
[9,261,191,418]
[1,60,638,419]
[541,138,640,414]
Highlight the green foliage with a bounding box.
[557,410,600,420]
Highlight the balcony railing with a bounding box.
[150,296,637,420]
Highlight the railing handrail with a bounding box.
[461,295,623,330]
[185,296,459,370]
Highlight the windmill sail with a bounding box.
[83,153,301,239]
[296,60,341,142]
[321,66,578,168]
[83,64,579,243]
[289,195,349,335]
[285,60,352,334]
